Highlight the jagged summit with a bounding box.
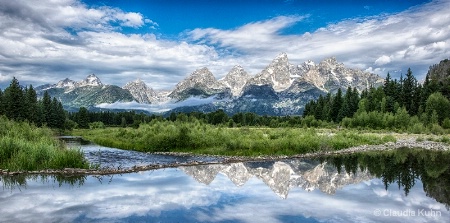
[245,52,292,91]
[123,79,156,104]
[168,67,230,100]
[54,74,103,89]
[78,74,103,87]
[36,53,384,115]
[56,78,77,89]
[219,65,251,97]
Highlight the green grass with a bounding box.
[0,116,89,171]
[73,120,396,156]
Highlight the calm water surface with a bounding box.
[0,139,449,223]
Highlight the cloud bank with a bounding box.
[0,0,449,90]
[96,96,219,113]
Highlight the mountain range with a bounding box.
[36,53,384,115]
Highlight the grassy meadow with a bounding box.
[0,116,89,171]
[73,119,396,156]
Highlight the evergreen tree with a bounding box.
[77,107,89,129]
[330,88,343,122]
[48,98,59,128]
[402,68,419,115]
[56,101,66,129]
[4,77,25,121]
[322,93,332,121]
[25,85,38,123]
[349,87,360,115]
[338,87,361,121]
[42,91,52,124]
[313,95,325,120]
[36,101,45,127]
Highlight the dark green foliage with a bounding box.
[402,68,419,115]
[303,60,450,132]
[425,92,450,125]
[77,107,90,129]
[326,149,450,200]
[0,116,88,171]
[3,77,25,121]
[25,85,38,123]
[42,90,52,124]
[330,88,343,122]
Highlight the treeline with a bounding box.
[67,108,304,129]
[0,77,66,129]
[303,62,450,132]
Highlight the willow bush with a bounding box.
[0,116,88,171]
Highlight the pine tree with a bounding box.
[48,98,59,128]
[25,85,38,123]
[56,101,66,129]
[42,91,52,124]
[338,87,356,121]
[349,87,360,115]
[4,77,25,121]
[402,68,418,115]
[77,107,89,129]
[330,88,343,122]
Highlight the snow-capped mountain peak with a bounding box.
[219,65,251,97]
[244,52,292,91]
[78,74,103,87]
[56,78,77,89]
[168,67,230,100]
[123,79,157,104]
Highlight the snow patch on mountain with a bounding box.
[218,65,250,97]
[123,79,157,103]
[244,52,292,92]
[169,67,230,100]
[78,74,103,87]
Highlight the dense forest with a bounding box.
[303,60,450,132]
[0,77,66,129]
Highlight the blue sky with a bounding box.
[0,0,448,90]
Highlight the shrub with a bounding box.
[430,124,445,135]
[0,116,89,171]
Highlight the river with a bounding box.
[0,138,449,223]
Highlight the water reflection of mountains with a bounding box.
[1,149,449,208]
[181,148,450,208]
[180,160,371,199]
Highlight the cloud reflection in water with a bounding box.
[1,158,449,223]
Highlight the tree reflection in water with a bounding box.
[1,148,449,209]
[323,148,450,209]
[1,174,87,190]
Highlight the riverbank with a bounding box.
[1,134,448,176]
[73,124,397,156]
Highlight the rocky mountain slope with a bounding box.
[36,53,383,115]
[168,67,231,101]
[36,74,135,109]
[122,79,157,104]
